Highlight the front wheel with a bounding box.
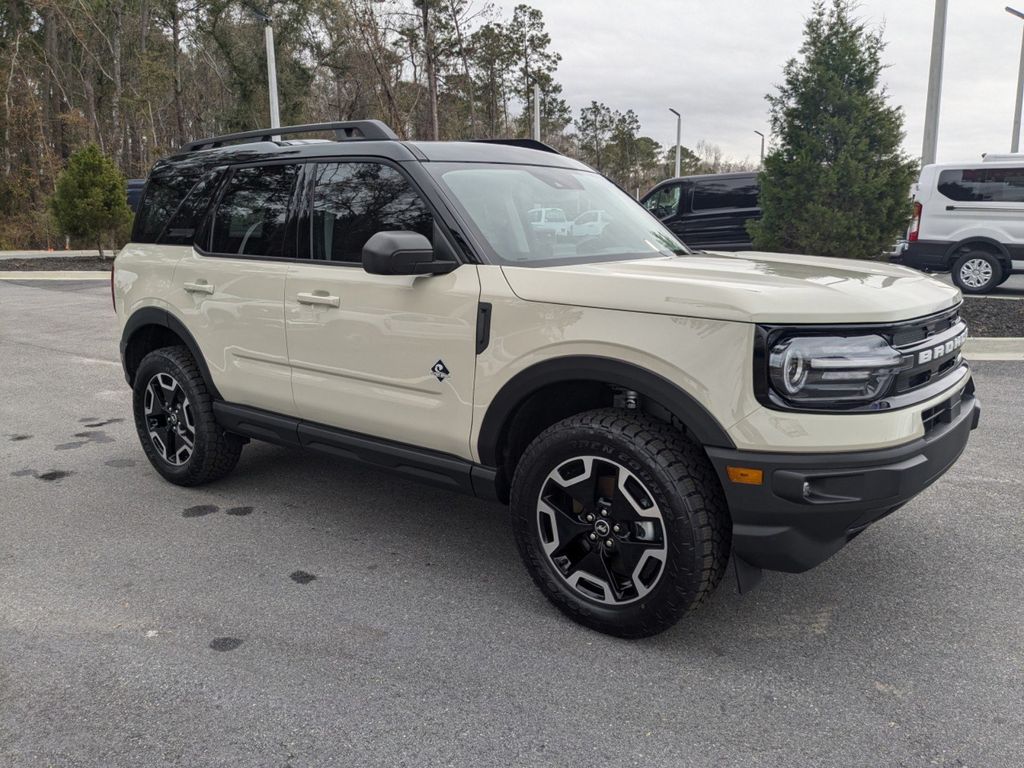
[510,409,730,638]
[132,346,243,486]
[952,251,1002,294]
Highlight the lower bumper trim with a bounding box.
[707,393,979,573]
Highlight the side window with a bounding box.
[132,169,202,243]
[644,184,681,219]
[159,169,224,246]
[310,162,433,263]
[692,177,759,211]
[210,164,298,257]
[938,168,1024,203]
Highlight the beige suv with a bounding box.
[115,121,980,638]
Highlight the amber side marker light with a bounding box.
[726,466,764,485]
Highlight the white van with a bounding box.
[898,161,1024,293]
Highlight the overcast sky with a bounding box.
[493,1,1022,165]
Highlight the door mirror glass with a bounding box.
[362,231,456,275]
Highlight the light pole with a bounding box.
[533,83,541,141]
[754,130,765,167]
[250,8,281,132]
[921,0,948,165]
[1007,6,1024,152]
[669,108,681,178]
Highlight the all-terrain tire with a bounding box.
[132,346,243,486]
[510,408,730,638]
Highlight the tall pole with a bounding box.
[264,19,281,131]
[921,0,948,165]
[1007,8,1024,152]
[669,108,681,177]
[754,130,765,167]
[533,84,541,141]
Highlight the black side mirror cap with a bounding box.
[362,231,458,276]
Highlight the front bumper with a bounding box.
[706,387,980,573]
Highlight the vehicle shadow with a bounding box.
[210,441,956,657]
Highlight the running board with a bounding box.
[212,402,498,500]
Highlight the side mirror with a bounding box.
[362,231,457,276]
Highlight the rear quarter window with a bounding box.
[132,168,204,243]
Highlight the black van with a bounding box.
[641,172,760,251]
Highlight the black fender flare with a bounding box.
[945,237,1011,270]
[120,306,221,398]
[476,355,735,466]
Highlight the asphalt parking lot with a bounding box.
[934,271,1024,298]
[2,279,1022,768]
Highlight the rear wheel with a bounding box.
[132,346,243,486]
[510,409,730,638]
[952,251,1002,294]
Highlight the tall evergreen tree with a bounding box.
[749,0,917,259]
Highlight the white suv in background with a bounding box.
[898,160,1024,293]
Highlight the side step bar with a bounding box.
[212,401,498,500]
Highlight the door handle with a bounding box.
[183,281,214,295]
[296,291,340,308]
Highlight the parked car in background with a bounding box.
[127,179,146,213]
[527,207,570,237]
[641,172,760,251]
[571,209,610,237]
[895,161,1024,294]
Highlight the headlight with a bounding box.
[768,335,905,405]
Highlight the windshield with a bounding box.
[427,163,690,266]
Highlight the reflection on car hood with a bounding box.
[500,251,962,324]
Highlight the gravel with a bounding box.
[960,298,1024,337]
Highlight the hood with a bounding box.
[500,251,961,324]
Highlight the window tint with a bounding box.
[159,169,223,246]
[938,168,1024,203]
[311,162,433,263]
[210,164,298,257]
[133,170,202,243]
[691,177,758,211]
[644,184,681,219]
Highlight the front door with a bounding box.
[284,160,481,459]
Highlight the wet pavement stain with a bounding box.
[57,431,116,450]
[182,504,219,518]
[9,434,31,441]
[225,506,254,516]
[36,470,72,482]
[104,458,136,468]
[289,570,317,585]
[80,418,124,428]
[209,637,243,652]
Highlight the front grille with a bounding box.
[890,307,967,396]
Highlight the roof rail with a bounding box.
[183,120,399,152]
[472,138,561,155]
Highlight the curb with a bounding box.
[0,271,110,281]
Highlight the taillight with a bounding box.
[908,202,922,242]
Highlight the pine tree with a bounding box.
[50,144,132,257]
[749,0,917,259]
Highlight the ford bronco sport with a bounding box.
[116,121,980,638]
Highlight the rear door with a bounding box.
[170,162,300,416]
[284,159,480,458]
[681,176,759,250]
